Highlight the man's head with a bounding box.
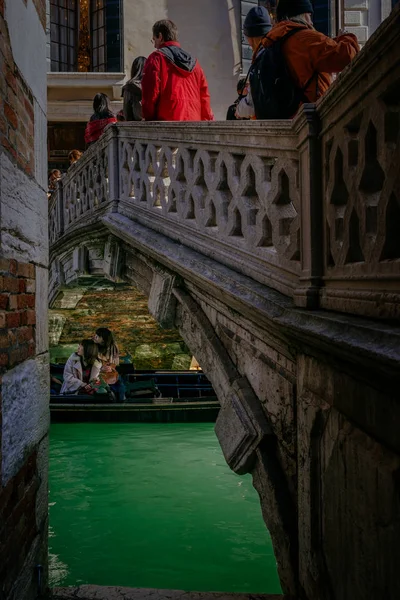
[152,19,178,49]
[276,0,314,24]
[243,6,272,51]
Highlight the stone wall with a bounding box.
[344,0,393,45]
[50,287,191,370]
[0,1,49,599]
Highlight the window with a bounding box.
[50,0,78,72]
[91,0,106,72]
[50,0,122,73]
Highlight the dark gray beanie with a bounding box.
[277,0,314,21]
[243,6,272,37]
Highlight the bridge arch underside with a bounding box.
[50,222,400,600]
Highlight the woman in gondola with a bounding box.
[93,327,125,401]
[60,339,102,395]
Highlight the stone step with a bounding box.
[52,586,284,600]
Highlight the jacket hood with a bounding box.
[158,42,197,75]
[262,20,311,46]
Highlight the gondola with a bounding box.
[50,363,220,423]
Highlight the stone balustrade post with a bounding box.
[56,179,64,237]
[107,124,120,213]
[293,104,323,309]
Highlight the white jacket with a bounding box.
[60,353,102,395]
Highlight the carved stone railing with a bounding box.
[49,5,400,319]
[117,119,309,299]
[49,131,114,244]
[318,5,400,318]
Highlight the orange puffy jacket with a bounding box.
[262,21,359,102]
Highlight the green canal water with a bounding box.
[49,423,281,593]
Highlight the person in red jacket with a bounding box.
[84,93,117,146]
[141,19,214,122]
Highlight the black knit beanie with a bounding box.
[243,6,272,37]
[277,0,314,21]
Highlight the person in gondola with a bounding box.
[93,327,125,401]
[60,339,102,395]
[84,93,117,146]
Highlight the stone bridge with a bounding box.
[49,11,400,600]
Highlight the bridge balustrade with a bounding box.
[49,5,400,319]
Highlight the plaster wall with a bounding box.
[5,0,47,114]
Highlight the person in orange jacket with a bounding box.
[236,0,359,119]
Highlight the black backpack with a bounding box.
[248,28,315,119]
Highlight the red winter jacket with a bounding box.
[141,42,214,121]
[84,116,117,145]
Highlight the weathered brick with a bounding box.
[0,294,9,310]
[17,294,34,309]
[1,276,19,293]
[16,327,33,344]
[0,258,10,272]
[0,134,17,160]
[6,312,20,328]
[7,127,16,149]
[4,102,17,130]
[18,279,26,293]
[4,66,17,95]
[0,352,8,367]
[0,114,6,135]
[25,278,35,294]
[7,329,17,346]
[0,330,8,348]
[23,97,34,122]
[9,345,29,367]
[8,260,17,275]
[26,310,36,325]
[0,313,5,328]
[17,263,35,279]
[8,295,18,310]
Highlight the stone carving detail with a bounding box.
[324,78,400,281]
[63,140,109,229]
[118,138,301,292]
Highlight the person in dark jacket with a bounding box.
[122,56,146,121]
[237,0,359,119]
[84,93,117,145]
[235,6,273,119]
[226,77,249,120]
[141,19,214,121]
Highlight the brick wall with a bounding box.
[0,450,40,597]
[0,7,35,176]
[0,258,36,373]
[0,258,41,599]
[0,2,49,599]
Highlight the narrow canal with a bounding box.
[49,423,281,593]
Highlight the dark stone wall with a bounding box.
[50,287,191,369]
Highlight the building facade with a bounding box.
[47,0,395,170]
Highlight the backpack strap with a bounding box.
[276,27,318,101]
